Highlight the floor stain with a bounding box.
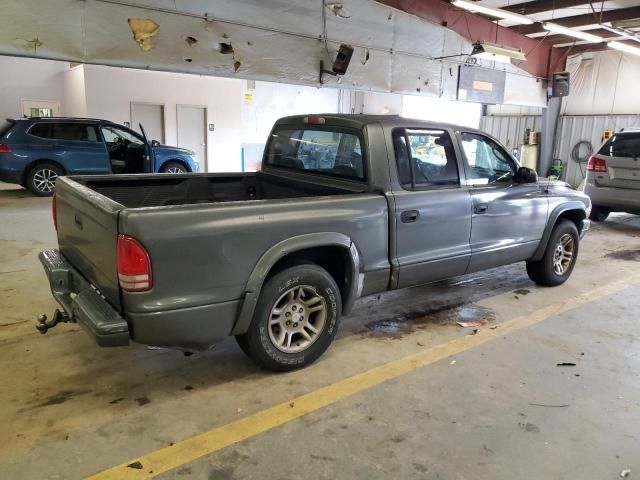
[26,389,91,410]
[606,249,640,261]
[514,289,531,295]
[363,303,496,339]
[135,396,151,406]
[518,422,540,433]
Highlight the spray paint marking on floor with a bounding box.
[87,277,638,480]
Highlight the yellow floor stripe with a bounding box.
[88,277,638,480]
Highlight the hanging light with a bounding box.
[471,42,527,64]
[452,0,534,25]
[543,22,604,43]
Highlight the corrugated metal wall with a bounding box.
[480,114,640,187]
[555,115,640,188]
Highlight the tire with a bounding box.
[589,205,610,222]
[526,220,579,287]
[239,264,341,372]
[27,162,63,196]
[159,161,187,173]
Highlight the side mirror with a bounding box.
[151,139,160,147]
[516,166,538,184]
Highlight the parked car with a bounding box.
[38,114,591,371]
[0,117,199,196]
[584,129,640,221]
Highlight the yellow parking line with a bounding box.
[87,277,638,480]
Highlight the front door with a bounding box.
[457,132,548,272]
[177,105,206,171]
[392,128,472,288]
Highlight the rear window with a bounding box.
[29,122,99,142]
[265,127,365,181]
[0,120,15,139]
[598,133,640,158]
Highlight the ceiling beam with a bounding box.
[377,0,567,77]
[502,0,590,15]
[513,6,640,35]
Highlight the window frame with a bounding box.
[263,125,368,183]
[392,127,462,192]
[99,124,145,146]
[458,131,518,187]
[598,133,640,158]
[27,122,100,143]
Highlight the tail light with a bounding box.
[117,234,152,292]
[0,144,11,153]
[52,193,57,230]
[587,156,607,172]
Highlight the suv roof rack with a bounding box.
[26,116,101,121]
[619,127,640,132]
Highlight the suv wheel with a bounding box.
[236,264,341,371]
[589,205,610,222]
[526,220,579,287]
[27,163,63,196]
[160,161,187,173]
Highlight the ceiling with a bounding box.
[465,0,640,54]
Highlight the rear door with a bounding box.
[391,127,472,288]
[594,132,640,189]
[55,177,122,309]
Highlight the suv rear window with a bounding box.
[598,132,640,158]
[0,120,15,139]
[265,127,365,181]
[29,122,99,142]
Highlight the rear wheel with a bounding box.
[160,161,187,173]
[589,205,610,222]
[27,163,63,196]
[236,264,341,371]
[526,220,579,287]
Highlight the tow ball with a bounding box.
[36,309,71,334]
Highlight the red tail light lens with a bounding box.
[117,234,152,292]
[587,156,607,172]
[52,193,57,230]
[0,144,11,153]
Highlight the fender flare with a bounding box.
[231,232,363,335]
[530,202,587,261]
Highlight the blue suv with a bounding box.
[0,117,200,196]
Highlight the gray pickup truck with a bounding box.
[39,114,591,371]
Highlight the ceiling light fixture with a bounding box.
[543,22,604,43]
[599,24,640,44]
[451,0,534,25]
[471,42,527,64]
[608,41,640,57]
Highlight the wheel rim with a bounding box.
[553,233,575,275]
[165,166,185,173]
[268,285,327,354]
[33,168,58,192]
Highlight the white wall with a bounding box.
[0,56,66,120]
[82,65,243,172]
[63,64,87,117]
[402,95,482,128]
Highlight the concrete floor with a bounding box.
[1,182,639,479]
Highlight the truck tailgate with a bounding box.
[55,177,123,310]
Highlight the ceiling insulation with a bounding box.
[0,0,544,104]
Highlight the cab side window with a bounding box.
[393,129,459,189]
[460,132,516,185]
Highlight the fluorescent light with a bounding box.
[471,42,527,64]
[452,0,534,25]
[543,22,604,43]
[609,41,640,57]
[600,24,640,44]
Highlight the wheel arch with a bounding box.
[530,203,586,262]
[231,233,363,335]
[160,158,191,172]
[22,159,66,185]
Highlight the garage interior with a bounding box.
[1,0,640,479]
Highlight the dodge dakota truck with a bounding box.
[38,114,591,371]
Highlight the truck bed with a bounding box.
[76,172,362,208]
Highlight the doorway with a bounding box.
[177,105,207,172]
[131,102,165,143]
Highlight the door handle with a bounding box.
[401,210,420,223]
[474,203,488,214]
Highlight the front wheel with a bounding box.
[526,220,579,287]
[159,161,187,173]
[236,264,341,371]
[27,163,63,196]
[589,205,610,222]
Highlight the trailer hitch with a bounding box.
[36,309,71,334]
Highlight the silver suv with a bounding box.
[584,129,640,221]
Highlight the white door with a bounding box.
[131,103,165,143]
[177,105,206,171]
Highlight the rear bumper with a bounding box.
[39,249,130,347]
[0,168,22,185]
[584,181,640,212]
